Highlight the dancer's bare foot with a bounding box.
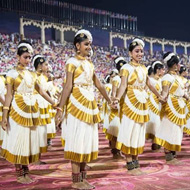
[166,158,183,165]
[72,182,89,190]
[170,158,184,165]
[17,176,30,184]
[135,168,145,175]
[25,174,35,183]
[128,169,142,176]
[166,159,176,165]
[83,179,95,189]
[166,158,180,165]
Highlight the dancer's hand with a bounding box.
[158,95,166,103]
[109,100,119,109]
[184,94,189,101]
[1,117,7,131]
[55,110,63,126]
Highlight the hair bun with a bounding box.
[75,29,93,42]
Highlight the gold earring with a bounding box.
[77,49,80,54]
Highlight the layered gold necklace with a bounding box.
[130,61,145,84]
[76,55,93,85]
[16,64,34,89]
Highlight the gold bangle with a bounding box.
[52,103,58,107]
[56,107,63,112]
[115,97,120,101]
[108,100,112,106]
[3,106,10,110]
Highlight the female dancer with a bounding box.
[33,55,51,160]
[1,41,57,184]
[102,70,119,134]
[179,65,190,135]
[114,38,164,175]
[146,61,165,151]
[147,65,154,78]
[55,29,113,189]
[106,56,126,159]
[46,65,57,146]
[0,74,6,148]
[102,74,112,133]
[155,52,187,164]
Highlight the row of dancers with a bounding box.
[0,28,189,190]
[101,46,189,176]
[0,43,62,184]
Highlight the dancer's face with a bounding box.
[41,62,49,73]
[157,67,165,77]
[18,52,31,67]
[111,72,116,78]
[181,70,188,77]
[159,67,165,77]
[176,63,180,72]
[130,45,144,63]
[46,70,52,78]
[76,39,92,57]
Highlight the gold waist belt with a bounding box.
[170,94,184,98]
[74,84,93,90]
[15,92,34,96]
[128,85,144,91]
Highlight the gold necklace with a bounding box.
[16,63,26,71]
[130,61,141,67]
[82,60,93,85]
[168,71,177,75]
[75,54,86,60]
[36,71,41,76]
[76,55,93,85]
[130,61,145,84]
[16,67,34,89]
